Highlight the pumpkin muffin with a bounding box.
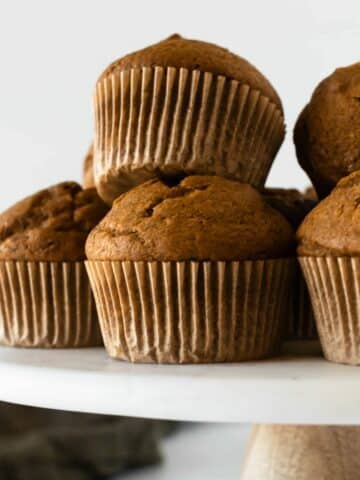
[298,171,360,365]
[86,176,294,364]
[263,187,318,345]
[263,187,316,230]
[0,182,108,348]
[294,62,360,198]
[94,34,285,204]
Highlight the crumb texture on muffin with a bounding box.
[263,187,317,229]
[86,176,294,261]
[99,34,282,110]
[0,182,108,261]
[294,62,360,198]
[297,171,360,256]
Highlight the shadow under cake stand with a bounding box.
[0,347,359,478]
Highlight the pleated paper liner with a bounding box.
[93,66,285,203]
[282,260,321,355]
[86,259,293,364]
[0,261,102,348]
[300,256,360,365]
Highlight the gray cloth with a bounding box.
[0,402,171,479]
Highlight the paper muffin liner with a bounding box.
[300,257,360,365]
[0,261,102,348]
[86,259,292,364]
[93,67,285,202]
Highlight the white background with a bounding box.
[0,0,359,211]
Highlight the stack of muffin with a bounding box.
[0,35,358,365]
[295,62,360,365]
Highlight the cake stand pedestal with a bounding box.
[241,424,360,479]
[0,347,359,479]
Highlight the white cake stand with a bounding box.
[1,347,359,478]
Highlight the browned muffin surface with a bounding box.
[83,144,95,188]
[263,187,317,229]
[100,34,282,111]
[86,176,294,261]
[0,182,108,261]
[294,62,360,198]
[297,171,360,256]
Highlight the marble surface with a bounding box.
[0,347,358,423]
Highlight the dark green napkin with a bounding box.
[0,402,172,479]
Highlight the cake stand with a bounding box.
[1,347,359,478]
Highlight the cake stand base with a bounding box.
[241,424,360,479]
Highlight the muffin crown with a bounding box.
[86,176,294,261]
[297,171,360,256]
[0,182,108,261]
[294,61,360,198]
[99,34,282,111]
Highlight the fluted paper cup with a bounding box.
[0,261,102,348]
[86,259,292,364]
[93,67,285,203]
[300,257,360,365]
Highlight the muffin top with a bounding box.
[263,187,317,229]
[0,182,108,261]
[99,34,282,111]
[294,62,360,198]
[86,176,294,261]
[83,143,95,189]
[297,171,360,256]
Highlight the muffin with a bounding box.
[294,62,360,198]
[303,185,318,202]
[83,143,95,188]
[86,176,294,363]
[263,187,318,346]
[263,188,316,230]
[93,34,285,204]
[0,182,108,347]
[298,171,360,365]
